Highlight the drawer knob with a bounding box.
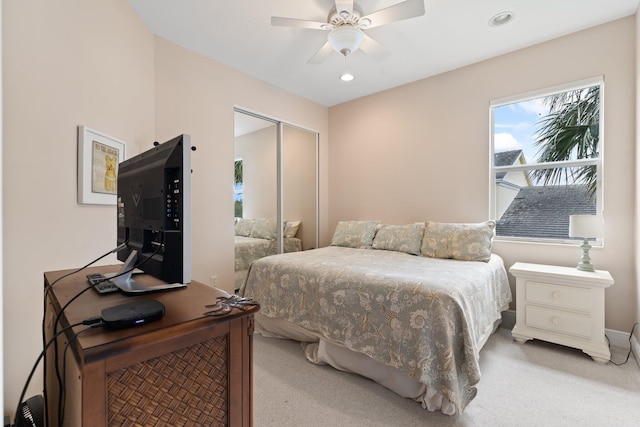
[552,316,561,325]
[552,291,561,299]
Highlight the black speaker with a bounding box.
[15,395,44,427]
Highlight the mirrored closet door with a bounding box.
[233,109,318,290]
[281,124,318,251]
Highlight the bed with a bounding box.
[235,235,302,290]
[240,220,512,415]
[234,218,302,291]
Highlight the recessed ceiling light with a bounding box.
[339,73,355,82]
[489,11,514,27]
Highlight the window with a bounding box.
[490,77,603,243]
[234,158,243,218]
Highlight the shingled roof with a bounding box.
[495,149,524,180]
[496,185,596,239]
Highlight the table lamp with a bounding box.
[569,215,603,272]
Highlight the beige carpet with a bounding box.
[252,327,640,426]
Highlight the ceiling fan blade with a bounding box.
[271,16,328,30]
[360,0,425,29]
[359,34,390,62]
[308,41,334,64]
[335,0,354,15]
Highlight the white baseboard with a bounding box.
[605,327,630,349]
[607,326,640,369]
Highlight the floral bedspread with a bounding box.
[241,246,512,412]
[234,236,302,272]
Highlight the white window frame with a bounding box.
[489,76,604,244]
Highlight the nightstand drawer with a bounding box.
[526,281,591,311]
[525,305,591,338]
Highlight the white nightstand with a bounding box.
[510,262,614,364]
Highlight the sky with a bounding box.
[493,97,551,164]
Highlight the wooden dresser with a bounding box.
[44,266,259,427]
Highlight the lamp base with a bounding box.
[576,262,595,272]
[576,238,595,272]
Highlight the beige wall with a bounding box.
[328,17,636,332]
[0,2,4,411]
[3,0,156,412]
[635,7,640,352]
[2,0,330,416]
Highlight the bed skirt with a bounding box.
[254,311,505,415]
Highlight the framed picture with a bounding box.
[77,126,126,205]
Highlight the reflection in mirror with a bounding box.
[234,113,277,220]
[233,109,319,292]
[234,159,243,218]
[282,124,318,251]
[234,111,277,291]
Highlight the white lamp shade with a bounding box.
[328,26,364,56]
[569,215,604,238]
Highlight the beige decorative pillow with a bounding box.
[250,218,278,240]
[330,220,378,249]
[421,221,495,262]
[372,223,425,255]
[234,218,255,237]
[284,220,301,238]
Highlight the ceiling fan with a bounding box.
[271,0,426,64]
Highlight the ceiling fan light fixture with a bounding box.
[328,25,364,57]
[489,11,514,27]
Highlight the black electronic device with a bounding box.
[85,267,147,294]
[15,394,44,427]
[101,300,165,330]
[116,134,192,290]
[86,273,119,294]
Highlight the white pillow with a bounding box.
[421,221,495,262]
[250,218,278,240]
[372,223,425,255]
[330,220,378,249]
[234,218,255,237]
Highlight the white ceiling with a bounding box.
[128,0,639,107]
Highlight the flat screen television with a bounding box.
[114,134,192,292]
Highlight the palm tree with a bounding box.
[234,160,243,217]
[234,159,243,184]
[531,85,600,197]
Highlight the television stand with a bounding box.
[112,250,187,295]
[45,265,258,427]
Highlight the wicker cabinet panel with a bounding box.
[107,335,229,427]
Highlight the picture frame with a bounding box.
[77,126,126,205]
